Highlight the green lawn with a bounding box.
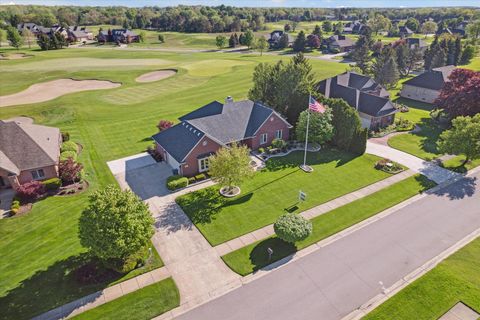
[177,149,396,246]
[222,174,435,276]
[71,278,180,320]
[442,156,480,173]
[365,236,480,320]
[0,47,347,318]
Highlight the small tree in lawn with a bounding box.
[138,31,146,43]
[15,181,46,202]
[244,29,254,49]
[59,158,84,184]
[295,108,334,145]
[209,143,254,196]
[79,185,154,273]
[293,30,306,52]
[158,34,165,43]
[157,119,174,131]
[22,27,34,49]
[274,213,312,243]
[6,26,23,50]
[215,35,227,49]
[438,114,480,167]
[256,36,268,56]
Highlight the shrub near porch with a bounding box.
[177,149,393,246]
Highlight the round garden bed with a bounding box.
[219,186,241,198]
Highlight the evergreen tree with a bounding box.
[430,48,447,69]
[229,34,236,48]
[238,33,245,45]
[277,33,289,49]
[37,33,51,50]
[351,35,372,74]
[234,32,239,46]
[322,21,332,32]
[453,37,462,66]
[459,45,475,65]
[292,30,306,52]
[395,43,409,77]
[312,25,322,38]
[372,47,399,89]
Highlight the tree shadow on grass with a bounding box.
[176,188,226,225]
[249,238,297,272]
[0,253,122,320]
[415,120,443,159]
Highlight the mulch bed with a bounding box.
[57,180,89,196]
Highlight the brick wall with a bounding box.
[249,113,290,150]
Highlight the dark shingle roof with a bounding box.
[403,65,455,90]
[316,72,397,118]
[0,121,60,174]
[152,123,204,163]
[179,101,223,121]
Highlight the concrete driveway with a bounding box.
[109,157,240,307]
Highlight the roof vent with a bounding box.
[225,96,233,104]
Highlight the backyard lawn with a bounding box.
[71,278,180,320]
[365,236,480,320]
[177,149,395,246]
[0,47,347,319]
[222,174,436,276]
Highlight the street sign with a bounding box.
[299,190,307,201]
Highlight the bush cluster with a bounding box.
[60,150,77,161]
[42,177,62,191]
[166,175,189,190]
[10,200,20,215]
[15,180,46,202]
[61,141,78,153]
[274,213,312,243]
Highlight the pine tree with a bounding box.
[229,34,236,48]
[453,37,462,66]
[431,48,447,69]
[312,25,322,39]
[395,43,409,77]
[351,35,372,74]
[372,47,399,89]
[292,30,306,52]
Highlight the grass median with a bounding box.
[71,277,179,320]
[222,174,436,276]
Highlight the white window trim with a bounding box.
[198,157,210,173]
[275,129,283,139]
[31,169,45,180]
[260,133,268,145]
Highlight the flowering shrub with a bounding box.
[156,120,174,132]
[274,213,312,243]
[15,181,46,201]
[59,158,84,184]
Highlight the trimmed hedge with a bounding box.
[42,177,62,191]
[61,141,78,153]
[166,175,188,191]
[274,213,312,243]
[60,151,77,161]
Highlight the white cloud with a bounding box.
[0,1,16,5]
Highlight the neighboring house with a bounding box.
[399,26,414,38]
[17,23,41,35]
[67,26,93,43]
[343,21,365,34]
[0,120,61,189]
[266,30,294,48]
[405,37,429,51]
[323,35,354,53]
[98,29,139,43]
[152,98,292,176]
[400,65,455,103]
[316,72,398,130]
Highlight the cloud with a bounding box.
[0,1,16,5]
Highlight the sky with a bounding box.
[0,0,478,8]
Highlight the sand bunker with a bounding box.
[0,53,32,60]
[0,79,121,107]
[135,69,177,83]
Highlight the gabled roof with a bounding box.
[403,65,455,90]
[316,72,397,118]
[327,35,354,48]
[406,37,428,48]
[399,26,413,34]
[0,120,60,174]
[153,100,292,161]
[152,122,204,163]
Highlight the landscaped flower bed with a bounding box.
[375,158,404,174]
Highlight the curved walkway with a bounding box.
[366,141,460,185]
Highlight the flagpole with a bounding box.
[303,94,310,168]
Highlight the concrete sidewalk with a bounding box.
[214,169,415,256]
[366,141,460,184]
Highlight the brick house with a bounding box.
[317,72,398,130]
[0,120,61,189]
[152,98,292,177]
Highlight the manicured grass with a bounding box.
[364,236,480,320]
[442,156,480,173]
[71,278,180,320]
[177,149,393,246]
[222,174,436,276]
[0,48,347,318]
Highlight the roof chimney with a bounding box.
[225,96,233,104]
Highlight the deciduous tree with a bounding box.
[215,35,227,49]
[6,26,23,49]
[244,29,254,49]
[295,108,334,145]
[255,36,268,55]
[421,21,437,37]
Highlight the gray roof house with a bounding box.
[316,72,398,130]
[400,65,455,103]
[152,98,292,176]
[0,120,61,188]
[324,35,355,53]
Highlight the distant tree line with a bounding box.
[0,5,478,33]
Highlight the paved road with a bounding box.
[177,172,480,320]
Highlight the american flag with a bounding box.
[309,96,326,113]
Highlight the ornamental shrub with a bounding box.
[61,131,70,142]
[42,177,62,191]
[166,175,188,190]
[157,119,174,132]
[271,138,287,149]
[60,151,77,161]
[348,127,368,155]
[61,141,78,153]
[274,213,312,243]
[15,180,46,201]
[59,158,84,184]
